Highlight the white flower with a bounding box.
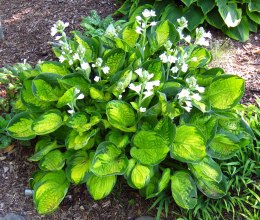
[171,66,179,73]
[197,38,209,46]
[75,88,80,94]
[178,89,191,100]
[184,35,191,43]
[94,76,100,82]
[147,73,154,80]
[129,83,142,94]
[150,21,157,26]
[105,24,117,38]
[135,68,143,77]
[59,55,66,63]
[196,86,205,93]
[73,53,80,61]
[191,57,198,62]
[102,66,110,74]
[168,55,177,64]
[191,93,201,101]
[140,107,147,112]
[77,93,85,100]
[135,26,143,34]
[181,63,188,72]
[69,60,73,65]
[96,58,103,67]
[118,94,122,99]
[136,16,142,21]
[159,53,168,63]
[177,28,184,39]
[67,109,75,114]
[186,77,197,87]
[55,35,62,40]
[185,101,192,108]
[51,26,57,36]
[177,17,188,28]
[183,106,192,112]
[143,91,153,99]
[81,62,90,70]
[204,31,212,39]
[142,9,156,18]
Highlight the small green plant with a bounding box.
[6,11,253,215]
[0,63,32,149]
[117,0,260,42]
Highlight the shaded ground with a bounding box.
[0,0,260,219]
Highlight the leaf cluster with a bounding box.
[117,0,260,42]
[5,12,254,215]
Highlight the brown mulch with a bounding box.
[0,0,260,219]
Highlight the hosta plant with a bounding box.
[117,0,260,42]
[6,12,253,215]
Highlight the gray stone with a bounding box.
[1,213,25,220]
[136,216,155,220]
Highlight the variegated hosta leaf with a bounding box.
[106,100,137,132]
[6,112,36,140]
[66,129,98,150]
[207,75,244,111]
[130,130,169,165]
[86,173,116,200]
[32,109,63,135]
[142,168,171,199]
[38,61,70,76]
[33,171,69,214]
[188,156,222,183]
[130,164,152,189]
[103,48,125,75]
[29,139,58,162]
[66,151,94,184]
[106,130,129,149]
[39,150,65,171]
[208,133,240,160]
[171,171,197,209]
[189,158,227,199]
[171,125,206,163]
[91,141,128,176]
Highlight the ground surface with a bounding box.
[0,0,259,219]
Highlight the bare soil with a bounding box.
[0,0,259,219]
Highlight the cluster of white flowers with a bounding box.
[51,20,69,37]
[176,17,191,43]
[91,58,110,82]
[135,9,157,34]
[177,76,205,112]
[92,58,110,73]
[128,68,160,112]
[195,27,212,46]
[67,89,85,114]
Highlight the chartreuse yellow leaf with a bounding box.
[6,112,36,140]
[39,150,65,171]
[207,75,244,110]
[171,171,197,209]
[33,171,69,215]
[131,131,169,165]
[91,141,128,176]
[86,173,116,200]
[131,164,152,189]
[171,125,206,163]
[32,109,63,135]
[66,151,94,184]
[106,100,137,132]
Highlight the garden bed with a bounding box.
[0,0,259,219]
